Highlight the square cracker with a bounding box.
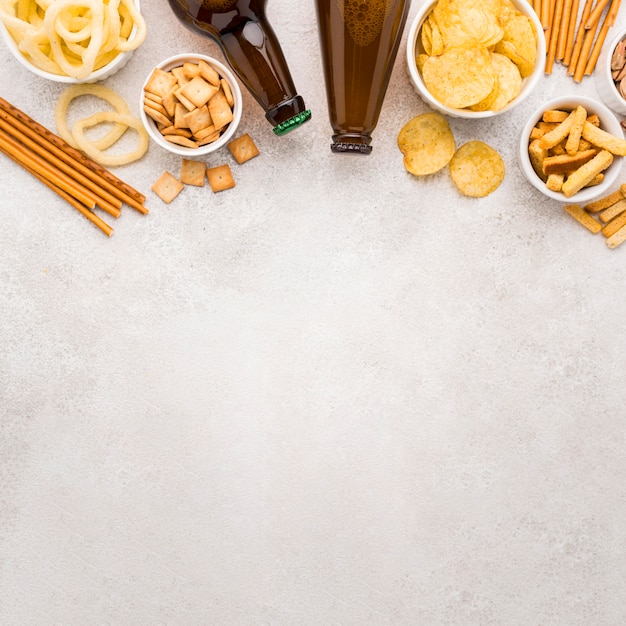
[206,164,235,192]
[145,68,178,97]
[181,158,206,187]
[228,133,259,164]
[152,171,184,203]
[179,75,219,108]
[209,90,234,130]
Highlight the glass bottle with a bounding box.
[315,0,409,153]
[167,0,311,135]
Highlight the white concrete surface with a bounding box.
[1,1,626,624]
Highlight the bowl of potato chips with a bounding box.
[0,0,146,82]
[406,0,545,118]
[518,96,625,203]
[140,53,243,157]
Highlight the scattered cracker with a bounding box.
[181,158,206,187]
[206,164,235,192]
[152,171,184,203]
[228,133,259,164]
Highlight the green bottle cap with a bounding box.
[273,110,312,136]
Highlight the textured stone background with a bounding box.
[1,1,626,624]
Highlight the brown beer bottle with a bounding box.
[167,0,311,135]
[315,0,409,153]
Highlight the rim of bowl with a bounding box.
[596,26,626,114]
[518,95,624,203]
[405,0,546,118]
[139,53,243,157]
[0,0,140,83]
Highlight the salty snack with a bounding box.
[227,133,259,164]
[449,141,505,197]
[152,171,184,204]
[0,96,148,236]
[563,184,626,248]
[417,0,538,112]
[527,104,625,198]
[397,112,455,176]
[180,158,205,186]
[0,0,146,79]
[143,60,235,149]
[54,84,148,166]
[206,164,235,192]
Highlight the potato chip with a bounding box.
[449,140,505,197]
[488,52,522,111]
[433,0,503,49]
[422,46,495,109]
[416,0,537,112]
[397,112,456,176]
[498,13,537,78]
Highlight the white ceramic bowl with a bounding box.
[518,96,624,203]
[139,53,243,158]
[595,26,626,116]
[0,0,142,83]
[405,0,545,118]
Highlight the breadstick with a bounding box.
[546,0,565,73]
[555,0,574,61]
[562,0,580,66]
[568,0,595,74]
[585,0,611,28]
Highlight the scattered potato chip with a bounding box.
[397,112,456,176]
[449,140,505,197]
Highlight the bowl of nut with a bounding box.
[518,96,626,203]
[0,0,146,82]
[140,53,243,157]
[405,0,545,118]
[595,26,626,117]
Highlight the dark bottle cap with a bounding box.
[331,142,373,155]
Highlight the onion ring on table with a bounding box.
[71,110,148,166]
[55,84,130,150]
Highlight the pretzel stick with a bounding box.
[0,98,148,212]
[562,0,580,65]
[0,116,122,218]
[585,0,611,28]
[556,0,574,61]
[568,0,596,74]
[546,0,565,73]
[585,0,622,73]
[0,140,113,236]
[574,13,602,80]
[0,129,101,209]
[541,0,553,29]
[534,0,542,20]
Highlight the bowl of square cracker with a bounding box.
[140,53,243,156]
[518,96,626,203]
[405,0,545,118]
